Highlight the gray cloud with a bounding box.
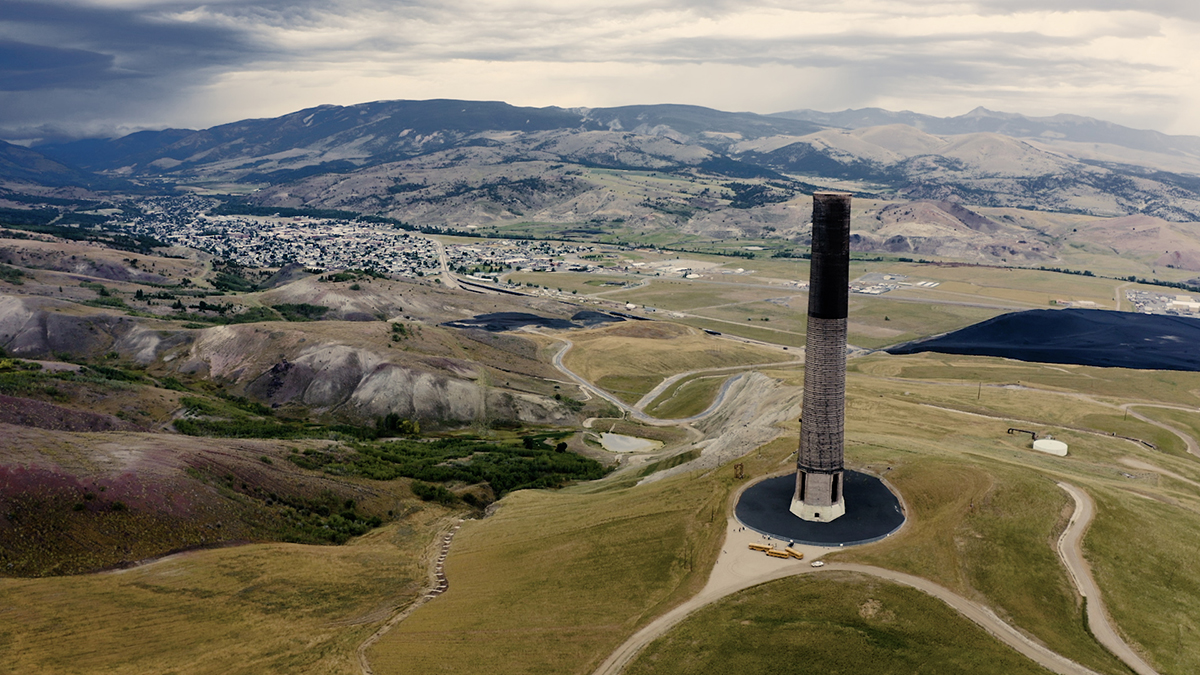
[0,40,116,90]
[0,0,1196,141]
[0,1,261,80]
[970,0,1200,21]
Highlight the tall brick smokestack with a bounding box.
[791,192,851,523]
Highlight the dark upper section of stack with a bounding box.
[807,192,852,320]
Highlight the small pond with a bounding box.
[598,433,661,453]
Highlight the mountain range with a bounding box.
[5,99,1200,233]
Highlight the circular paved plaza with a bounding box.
[735,471,905,546]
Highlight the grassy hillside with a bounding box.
[825,353,1200,674]
[3,227,1200,675]
[625,573,1054,675]
[563,321,782,403]
[0,506,453,674]
[645,373,731,418]
[0,424,416,576]
[1087,486,1200,675]
[366,472,732,675]
[3,346,1200,675]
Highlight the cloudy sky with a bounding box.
[2,0,1198,142]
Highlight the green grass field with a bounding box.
[596,373,663,404]
[506,272,634,295]
[834,457,1126,675]
[644,374,730,419]
[625,573,1056,675]
[608,279,788,311]
[831,353,1200,675]
[1128,406,1200,453]
[1086,486,1200,675]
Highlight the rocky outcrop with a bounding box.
[0,295,190,361]
[242,343,566,426]
[640,372,801,485]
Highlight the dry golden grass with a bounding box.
[625,573,1055,675]
[607,279,788,311]
[644,373,729,419]
[367,472,731,675]
[0,235,207,285]
[830,352,1200,674]
[563,321,781,399]
[0,506,454,675]
[5,335,1200,675]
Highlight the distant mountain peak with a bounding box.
[771,106,1200,160]
[963,106,998,117]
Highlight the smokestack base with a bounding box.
[790,469,846,523]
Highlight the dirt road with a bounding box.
[1056,483,1160,675]
[591,506,1133,675]
[632,357,803,413]
[1120,404,1200,457]
[358,519,464,675]
[547,337,754,426]
[1120,458,1200,490]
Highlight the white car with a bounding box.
[810,560,826,567]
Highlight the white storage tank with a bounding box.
[1033,438,1068,456]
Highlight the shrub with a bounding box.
[411,481,459,505]
[272,303,330,322]
[0,264,25,285]
[376,413,419,436]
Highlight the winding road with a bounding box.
[632,356,804,413]
[545,333,803,427]
[1056,483,1160,675]
[592,482,1159,675]
[547,337,740,426]
[357,298,1183,675]
[1120,403,1200,457]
